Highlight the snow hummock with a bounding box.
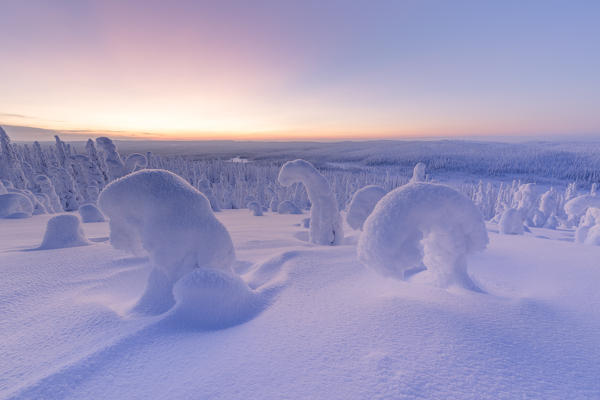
[358,182,488,290]
[78,203,106,223]
[278,159,343,245]
[278,200,302,214]
[0,192,33,219]
[346,185,386,230]
[499,208,525,235]
[98,169,237,314]
[38,214,89,249]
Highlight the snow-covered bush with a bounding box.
[78,203,106,223]
[39,214,89,249]
[499,208,525,235]
[409,162,426,183]
[198,178,221,212]
[34,175,62,213]
[346,185,386,230]
[247,201,263,216]
[278,159,343,245]
[278,200,302,214]
[358,183,488,290]
[0,180,6,195]
[98,169,236,313]
[0,192,33,218]
[564,194,600,224]
[575,207,600,244]
[96,137,126,180]
[515,183,539,226]
[124,153,147,173]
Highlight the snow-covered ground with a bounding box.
[1,210,599,399]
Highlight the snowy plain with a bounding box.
[1,209,599,400]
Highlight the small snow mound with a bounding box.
[0,192,33,218]
[346,185,386,230]
[278,200,302,214]
[358,183,488,291]
[247,201,263,216]
[499,208,525,235]
[168,268,263,329]
[78,203,106,222]
[39,214,89,249]
[564,194,600,222]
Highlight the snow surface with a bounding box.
[1,210,600,399]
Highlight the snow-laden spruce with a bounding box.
[564,194,600,224]
[358,183,488,290]
[0,192,33,218]
[346,185,386,230]
[247,201,263,216]
[499,208,525,235]
[575,207,600,244]
[98,169,236,313]
[278,200,302,214]
[409,162,426,183]
[278,159,343,245]
[39,214,89,249]
[78,203,106,223]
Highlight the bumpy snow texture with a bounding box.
[346,185,386,230]
[358,182,488,290]
[39,214,89,249]
[278,159,343,245]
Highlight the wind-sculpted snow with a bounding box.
[79,203,106,223]
[346,185,386,230]
[124,153,147,173]
[98,169,239,316]
[0,192,33,218]
[358,183,488,291]
[499,208,525,235]
[278,159,343,245]
[38,214,89,249]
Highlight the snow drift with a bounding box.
[358,183,488,290]
[278,159,343,245]
[346,185,386,230]
[38,214,89,249]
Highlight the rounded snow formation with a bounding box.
[78,203,106,223]
[409,162,426,183]
[0,192,33,218]
[98,169,235,284]
[124,153,147,173]
[575,207,600,244]
[346,185,386,230]
[278,159,343,245]
[39,214,89,249]
[247,201,263,216]
[167,268,264,329]
[499,208,525,235]
[564,194,600,222]
[358,183,488,291]
[278,200,302,215]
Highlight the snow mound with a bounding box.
[78,203,106,223]
[39,214,89,249]
[346,185,386,230]
[278,200,302,214]
[278,159,343,245]
[0,192,33,218]
[564,194,600,222]
[99,169,235,282]
[358,183,488,290]
[575,207,600,244]
[409,162,426,183]
[247,201,263,216]
[499,208,525,235]
[167,268,264,329]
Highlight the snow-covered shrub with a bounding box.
[499,208,525,235]
[39,214,89,249]
[247,201,263,216]
[78,203,106,223]
[96,137,125,180]
[515,183,539,226]
[564,195,600,224]
[0,192,33,218]
[302,217,310,228]
[278,159,343,245]
[358,183,488,290]
[124,153,147,173]
[575,207,600,244]
[270,196,279,212]
[539,188,558,221]
[34,175,62,213]
[278,200,302,214]
[544,214,559,230]
[346,185,386,230]
[198,178,221,212]
[409,162,426,183]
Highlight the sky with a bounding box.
[1,0,599,141]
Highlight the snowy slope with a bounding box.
[1,211,599,399]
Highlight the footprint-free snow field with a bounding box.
[1,210,599,400]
